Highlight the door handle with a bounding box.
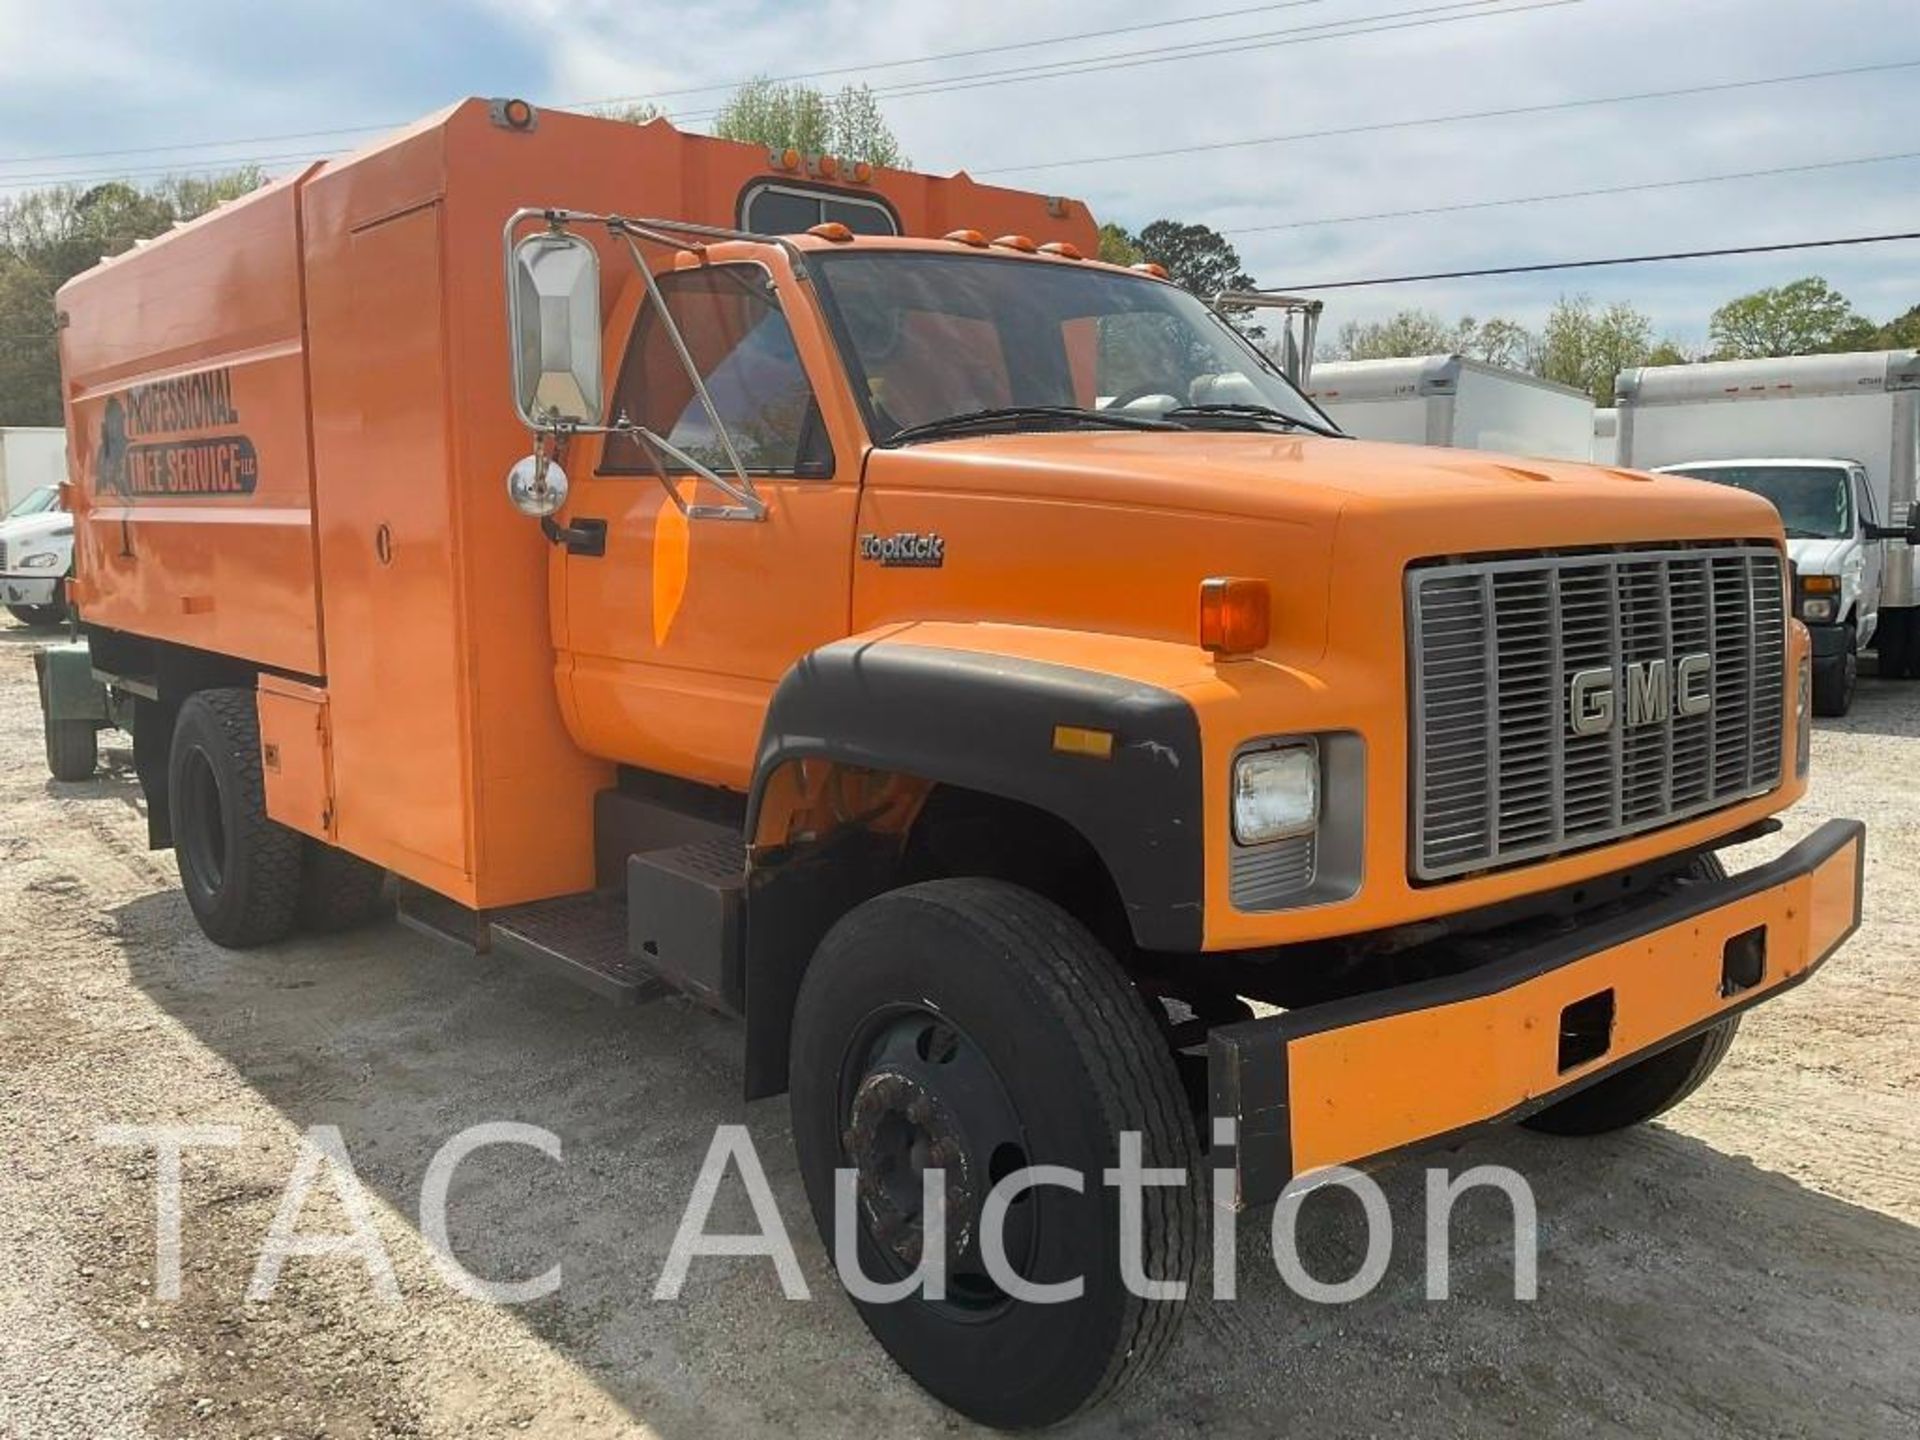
[541,516,607,557]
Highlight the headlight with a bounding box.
[1233,744,1319,845]
[19,552,62,570]
[1801,597,1836,622]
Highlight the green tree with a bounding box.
[1131,219,1257,300]
[711,78,908,168]
[1645,338,1699,367]
[1536,294,1652,404]
[1869,303,1920,350]
[0,169,261,424]
[1708,276,1871,359]
[1329,309,1535,369]
[1096,223,1141,266]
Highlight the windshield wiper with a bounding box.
[880,405,1180,446]
[1162,402,1344,439]
[1782,527,1826,540]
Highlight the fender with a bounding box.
[740,633,1205,1097]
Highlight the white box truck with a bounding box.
[1593,406,1620,465]
[1308,354,1596,462]
[0,427,67,512]
[1616,351,1920,716]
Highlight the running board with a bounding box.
[488,892,670,1005]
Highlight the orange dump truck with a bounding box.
[46,97,1863,1427]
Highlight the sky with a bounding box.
[1,0,1914,350]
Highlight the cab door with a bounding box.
[554,255,866,790]
[1853,465,1883,647]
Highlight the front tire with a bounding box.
[167,689,303,948]
[1523,854,1739,1136]
[789,879,1199,1429]
[297,839,390,932]
[1812,624,1856,716]
[8,602,65,628]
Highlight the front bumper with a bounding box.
[1210,818,1865,1207]
[1805,620,1850,661]
[1,574,59,606]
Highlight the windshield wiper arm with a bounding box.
[1782,527,1825,539]
[1162,402,1344,438]
[880,405,1180,446]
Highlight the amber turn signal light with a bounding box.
[1200,578,1270,656]
[1801,574,1839,595]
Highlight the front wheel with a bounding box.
[1812,625,1857,716]
[789,879,1199,1429]
[8,602,65,628]
[1523,857,1740,1136]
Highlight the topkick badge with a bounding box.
[97,368,259,499]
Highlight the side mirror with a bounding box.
[1865,500,1920,546]
[508,230,603,427]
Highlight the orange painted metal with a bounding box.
[256,675,335,843]
[1283,827,1860,1174]
[61,168,326,676]
[58,100,1095,910]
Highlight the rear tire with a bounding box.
[167,688,303,949]
[44,715,98,781]
[297,839,390,932]
[1523,854,1739,1136]
[789,879,1199,1429]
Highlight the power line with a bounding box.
[0,0,1341,172]
[660,0,1578,123]
[0,0,1576,192]
[1277,230,1920,290]
[590,0,1340,105]
[974,57,1920,176]
[1229,148,1920,233]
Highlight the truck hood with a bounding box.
[1785,536,1854,574]
[863,432,1786,548]
[0,511,72,547]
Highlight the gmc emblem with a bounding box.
[1569,655,1713,737]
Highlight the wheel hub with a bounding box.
[844,1068,978,1265]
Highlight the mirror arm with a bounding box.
[610,225,766,521]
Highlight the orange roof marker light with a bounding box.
[991,234,1038,253]
[1199,577,1271,657]
[807,222,854,243]
[1131,261,1170,279]
[1038,241,1084,259]
[852,161,874,183]
[496,98,536,131]
[943,229,990,248]
[771,146,803,172]
[815,154,841,179]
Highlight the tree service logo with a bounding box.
[97,368,259,499]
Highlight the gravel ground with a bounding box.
[2,616,1916,1440]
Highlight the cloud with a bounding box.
[6,0,1915,345]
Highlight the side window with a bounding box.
[601,267,831,478]
[740,183,898,238]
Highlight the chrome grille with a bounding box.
[0,540,9,570]
[1409,545,1786,880]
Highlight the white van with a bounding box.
[0,484,74,627]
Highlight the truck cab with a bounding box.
[44,100,1867,1430]
[1654,458,1898,713]
[1,482,74,627]
[1616,351,1920,712]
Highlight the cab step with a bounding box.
[488,891,670,1005]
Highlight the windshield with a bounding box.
[1668,464,1852,539]
[4,484,58,520]
[809,251,1331,442]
